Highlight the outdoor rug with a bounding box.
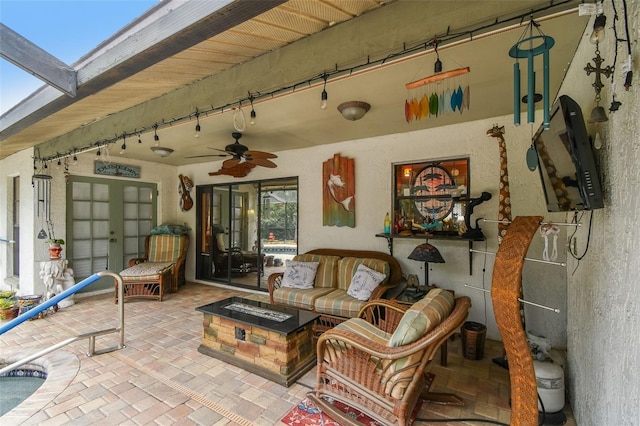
[280,373,433,425]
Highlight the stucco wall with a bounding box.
[561,2,640,424]
[0,149,178,296]
[178,113,565,344]
[1,147,36,292]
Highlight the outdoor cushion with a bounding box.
[273,287,335,311]
[119,262,174,280]
[147,235,187,263]
[387,288,454,348]
[281,260,320,289]
[292,254,340,288]
[336,257,390,290]
[347,264,386,301]
[314,289,365,318]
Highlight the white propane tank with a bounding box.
[533,360,565,413]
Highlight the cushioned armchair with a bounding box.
[118,234,189,302]
[211,225,261,277]
[308,289,471,426]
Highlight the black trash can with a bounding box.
[461,321,487,360]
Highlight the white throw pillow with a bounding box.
[280,260,320,289]
[347,264,386,301]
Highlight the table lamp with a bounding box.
[408,243,445,287]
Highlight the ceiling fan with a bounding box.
[186,131,277,168]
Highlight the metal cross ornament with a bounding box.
[584,46,613,96]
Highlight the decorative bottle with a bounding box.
[384,212,391,234]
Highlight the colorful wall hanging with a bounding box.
[509,20,555,128]
[322,154,355,228]
[404,67,470,123]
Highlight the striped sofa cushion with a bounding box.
[314,289,366,318]
[293,254,341,288]
[336,257,390,291]
[148,235,186,263]
[273,287,335,311]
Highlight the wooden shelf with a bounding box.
[375,232,485,275]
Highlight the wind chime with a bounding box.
[584,8,614,124]
[509,19,555,129]
[33,159,53,239]
[404,43,470,123]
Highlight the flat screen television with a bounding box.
[533,94,604,212]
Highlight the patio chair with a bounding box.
[308,289,471,426]
[211,225,261,277]
[117,234,189,302]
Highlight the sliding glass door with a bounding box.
[196,177,298,290]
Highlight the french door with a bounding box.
[66,176,157,292]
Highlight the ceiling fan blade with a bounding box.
[248,158,278,168]
[222,158,241,168]
[184,154,229,158]
[244,150,277,159]
[207,147,235,155]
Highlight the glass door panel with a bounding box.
[195,177,298,291]
[67,176,157,292]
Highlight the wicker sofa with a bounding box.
[267,248,403,328]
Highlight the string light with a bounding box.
[249,95,257,125]
[434,41,442,73]
[194,111,201,137]
[320,74,328,109]
[32,1,573,165]
[120,134,127,154]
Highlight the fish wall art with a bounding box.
[322,153,355,227]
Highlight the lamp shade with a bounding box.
[408,243,445,263]
[337,101,370,121]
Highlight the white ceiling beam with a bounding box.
[0,23,77,98]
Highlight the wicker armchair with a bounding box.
[118,234,189,302]
[308,290,471,426]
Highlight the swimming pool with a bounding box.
[0,368,47,416]
[0,349,79,423]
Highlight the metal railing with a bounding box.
[0,271,125,375]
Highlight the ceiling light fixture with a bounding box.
[138,133,142,144]
[320,74,328,109]
[337,101,371,121]
[151,146,174,157]
[194,111,201,137]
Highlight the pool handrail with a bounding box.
[0,271,125,375]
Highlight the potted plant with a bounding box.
[48,238,65,260]
[0,297,18,320]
